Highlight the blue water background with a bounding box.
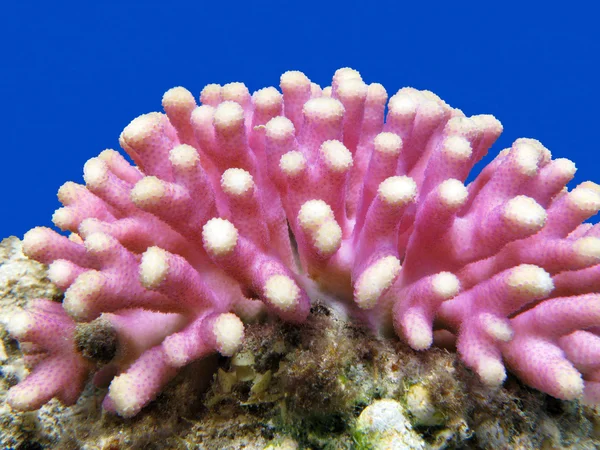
[1,1,598,238]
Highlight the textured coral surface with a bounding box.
[7,68,600,418]
[2,255,598,450]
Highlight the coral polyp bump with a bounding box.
[8,67,600,418]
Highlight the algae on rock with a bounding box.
[1,236,600,449]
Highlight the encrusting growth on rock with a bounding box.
[7,67,600,417]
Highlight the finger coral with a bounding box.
[8,68,600,417]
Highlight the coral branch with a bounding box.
[9,67,600,416]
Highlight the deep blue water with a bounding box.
[1,1,598,238]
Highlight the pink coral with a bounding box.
[6,299,93,410]
[8,67,600,416]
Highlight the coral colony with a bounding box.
[7,68,600,418]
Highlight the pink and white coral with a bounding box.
[7,67,600,417]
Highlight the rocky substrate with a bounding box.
[1,236,599,450]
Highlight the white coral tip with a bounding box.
[7,311,33,338]
[140,247,169,289]
[280,70,310,91]
[432,272,460,299]
[507,264,554,298]
[162,86,195,108]
[121,113,161,147]
[336,78,368,101]
[298,200,334,232]
[513,140,541,176]
[504,195,547,231]
[569,185,600,214]
[314,220,343,256]
[355,256,401,309]
[389,93,417,117]
[83,158,109,189]
[438,179,468,209]
[213,313,245,356]
[266,116,295,140]
[52,207,74,230]
[333,67,362,84]
[253,87,282,111]
[555,366,584,400]
[265,275,300,311]
[84,232,114,254]
[8,385,42,411]
[48,260,71,284]
[22,227,50,256]
[374,132,402,155]
[443,135,472,161]
[320,140,353,172]
[108,374,143,418]
[477,357,507,387]
[554,158,577,178]
[221,82,250,105]
[221,168,254,196]
[280,151,306,177]
[479,313,513,342]
[131,176,165,208]
[200,83,221,105]
[302,97,345,122]
[377,176,417,206]
[202,218,239,256]
[574,237,600,262]
[64,271,104,320]
[213,101,245,130]
[402,309,433,350]
[169,144,199,169]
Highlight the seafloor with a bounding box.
[1,236,599,449]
